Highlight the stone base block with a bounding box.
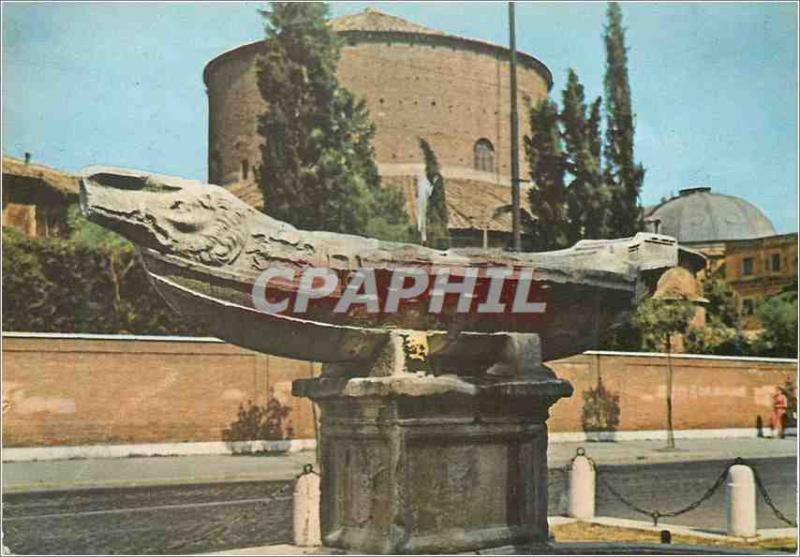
[294,376,572,554]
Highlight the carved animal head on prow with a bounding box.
[80,167,255,266]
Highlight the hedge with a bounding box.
[2,226,205,336]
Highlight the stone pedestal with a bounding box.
[293,332,572,554]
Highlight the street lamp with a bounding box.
[508,1,521,252]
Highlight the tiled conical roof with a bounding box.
[330,8,443,36]
[204,7,552,90]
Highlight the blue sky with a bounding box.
[2,2,797,233]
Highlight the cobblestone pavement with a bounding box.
[2,481,293,555]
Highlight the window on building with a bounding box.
[742,298,756,316]
[473,139,495,172]
[741,257,754,276]
[770,253,781,272]
[241,159,249,181]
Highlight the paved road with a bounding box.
[2,481,293,555]
[549,457,797,531]
[3,458,796,554]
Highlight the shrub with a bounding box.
[581,376,620,433]
[2,224,204,335]
[222,396,293,443]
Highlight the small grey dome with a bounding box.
[646,187,776,243]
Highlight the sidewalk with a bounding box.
[3,437,795,494]
[546,436,797,469]
[2,450,317,493]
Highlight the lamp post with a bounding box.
[508,1,521,252]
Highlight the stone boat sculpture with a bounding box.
[80,166,688,371]
[80,166,700,553]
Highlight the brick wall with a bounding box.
[2,334,795,447]
[548,351,795,433]
[205,37,548,188]
[2,202,36,236]
[2,335,319,447]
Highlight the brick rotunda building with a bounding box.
[203,8,553,247]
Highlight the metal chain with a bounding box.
[568,448,797,528]
[652,464,730,519]
[298,463,319,477]
[254,481,293,502]
[750,463,798,527]
[595,473,664,525]
[596,459,730,525]
[570,448,733,526]
[276,482,293,497]
[283,462,320,497]
[564,447,595,472]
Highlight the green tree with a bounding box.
[684,322,741,356]
[701,273,740,328]
[632,298,695,352]
[255,3,412,241]
[525,98,569,251]
[418,138,450,249]
[66,205,129,249]
[751,286,798,358]
[632,297,696,449]
[684,274,748,355]
[561,69,609,242]
[603,1,645,238]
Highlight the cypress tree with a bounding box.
[255,3,412,241]
[561,69,610,243]
[603,1,645,238]
[525,99,569,251]
[418,138,450,249]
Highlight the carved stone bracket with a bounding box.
[310,329,558,380]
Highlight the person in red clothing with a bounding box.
[772,386,788,439]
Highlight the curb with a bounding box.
[581,515,798,542]
[204,517,797,555]
[2,439,317,463]
[2,473,300,494]
[4,431,796,462]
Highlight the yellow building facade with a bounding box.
[725,233,798,325]
[646,187,797,327]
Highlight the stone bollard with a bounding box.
[725,463,757,538]
[568,448,595,520]
[293,464,321,547]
